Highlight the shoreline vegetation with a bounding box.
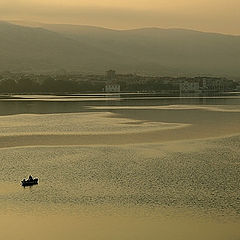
[0,71,239,94]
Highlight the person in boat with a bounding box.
[28,175,33,181]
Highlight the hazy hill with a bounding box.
[1,21,240,76]
[0,22,125,72]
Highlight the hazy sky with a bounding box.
[0,0,239,34]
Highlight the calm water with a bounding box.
[0,94,240,240]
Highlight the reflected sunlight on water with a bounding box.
[0,95,239,240]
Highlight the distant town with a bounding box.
[0,70,239,95]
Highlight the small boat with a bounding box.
[21,176,38,187]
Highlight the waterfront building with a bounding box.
[105,84,121,92]
[180,79,200,93]
[105,70,120,92]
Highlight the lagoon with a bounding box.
[0,94,240,240]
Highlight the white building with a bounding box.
[180,80,200,93]
[105,84,120,93]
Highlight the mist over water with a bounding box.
[0,94,240,240]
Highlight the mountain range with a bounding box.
[0,21,240,76]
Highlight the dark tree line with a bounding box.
[118,80,180,92]
[0,77,105,93]
[0,75,236,93]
